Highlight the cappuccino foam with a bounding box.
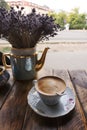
[38,77,66,95]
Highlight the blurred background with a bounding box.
[1,0,87,70]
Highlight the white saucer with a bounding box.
[27,87,75,118]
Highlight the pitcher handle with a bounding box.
[2,53,11,69]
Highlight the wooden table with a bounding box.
[0,68,87,130]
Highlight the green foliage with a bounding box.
[0,0,9,10]
[50,11,67,28]
[2,47,11,53]
[56,11,67,28]
[85,25,87,29]
[49,8,87,29]
[68,8,86,29]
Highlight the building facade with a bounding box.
[6,0,53,14]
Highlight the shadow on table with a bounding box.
[25,107,75,129]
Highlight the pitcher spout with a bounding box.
[35,47,49,71]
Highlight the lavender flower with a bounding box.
[0,7,59,48]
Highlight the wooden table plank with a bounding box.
[0,70,15,109]
[69,70,87,121]
[23,108,58,130]
[37,67,53,79]
[0,80,32,130]
[54,70,87,130]
[0,69,87,130]
[22,68,59,130]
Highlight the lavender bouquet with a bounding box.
[0,7,58,48]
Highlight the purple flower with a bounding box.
[0,7,59,48]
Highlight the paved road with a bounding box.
[1,30,87,70]
[44,51,87,70]
[48,30,87,43]
[0,30,87,44]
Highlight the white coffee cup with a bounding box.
[33,76,66,105]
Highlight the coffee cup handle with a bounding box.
[2,53,11,69]
[32,80,38,90]
[32,80,37,86]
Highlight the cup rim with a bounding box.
[35,76,66,96]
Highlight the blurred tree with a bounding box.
[0,0,9,10]
[49,8,87,29]
[56,11,67,29]
[68,8,86,29]
[50,10,67,29]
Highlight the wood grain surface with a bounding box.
[0,69,87,130]
[69,70,87,122]
[54,70,87,130]
[0,80,31,130]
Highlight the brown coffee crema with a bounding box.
[38,77,66,95]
